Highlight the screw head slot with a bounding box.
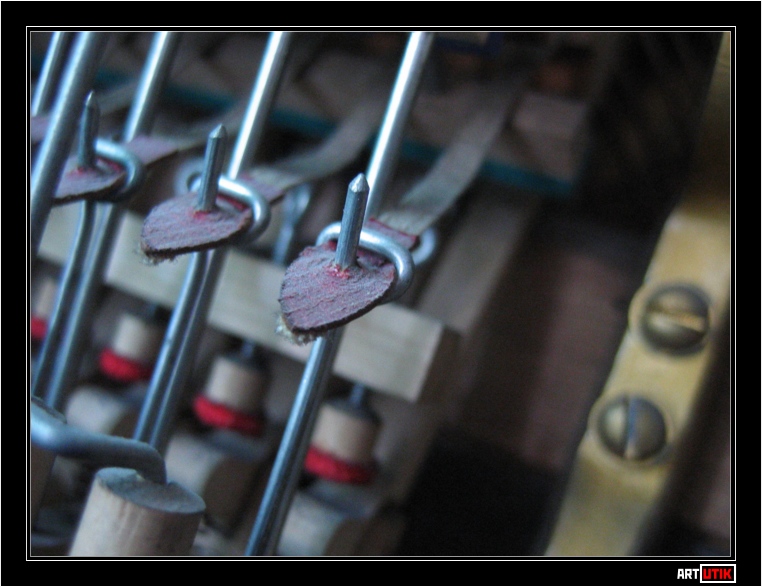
[640,284,711,354]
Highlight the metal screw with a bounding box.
[640,284,710,353]
[597,395,667,461]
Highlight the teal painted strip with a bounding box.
[31,56,578,198]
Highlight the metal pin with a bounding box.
[246,174,370,556]
[334,174,370,269]
[43,32,179,411]
[195,125,227,212]
[31,32,107,260]
[136,32,290,455]
[77,92,100,169]
[35,95,102,402]
[246,31,432,554]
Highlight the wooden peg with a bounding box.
[31,273,59,343]
[164,431,269,532]
[204,352,269,413]
[69,467,205,557]
[306,396,380,484]
[98,311,164,384]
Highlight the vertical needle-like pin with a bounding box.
[246,173,370,556]
[195,125,227,212]
[36,96,100,404]
[77,92,99,169]
[334,174,369,269]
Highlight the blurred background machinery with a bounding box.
[29,30,731,557]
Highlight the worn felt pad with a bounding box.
[54,158,126,204]
[278,220,417,339]
[279,242,396,339]
[140,192,252,261]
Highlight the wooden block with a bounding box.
[165,429,275,532]
[277,480,387,556]
[38,208,459,403]
[64,386,139,438]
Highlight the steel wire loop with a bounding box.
[93,138,147,203]
[187,174,272,246]
[317,222,414,303]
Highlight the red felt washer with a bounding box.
[98,347,153,384]
[278,243,395,338]
[54,158,126,205]
[303,445,376,485]
[278,219,417,339]
[30,316,48,343]
[193,395,264,437]
[140,192,253,261]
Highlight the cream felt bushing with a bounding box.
[310,400,380,465]
[202,354,268,415]
[110,312,164,364]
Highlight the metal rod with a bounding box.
[246,33,431,554]
[132,250,209,445]
[227,31,293,178]
[195,125,227,212]
[30,32,106,260]
[246,174,369,556]
[137,32,291,452]
[349,382,369,408]
[77,92,99,169]
[147,248,226,455]
[31,31,74,116]
[334,174,370,269]
[364,31,435,220]
[133,124,225,447]
[34,202,96,402]
[121,31,181,142]
[270,183,313,266]
[31,398,166,485]
[36,93,100,404]
[42,32,178,410]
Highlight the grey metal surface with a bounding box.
[364,31,435,220]
[40,32,176,410]
[227,31,293,178]
[31,32,74,117]
[31,398,166,485]
[246,176,371,556]
[31,32,107,260]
